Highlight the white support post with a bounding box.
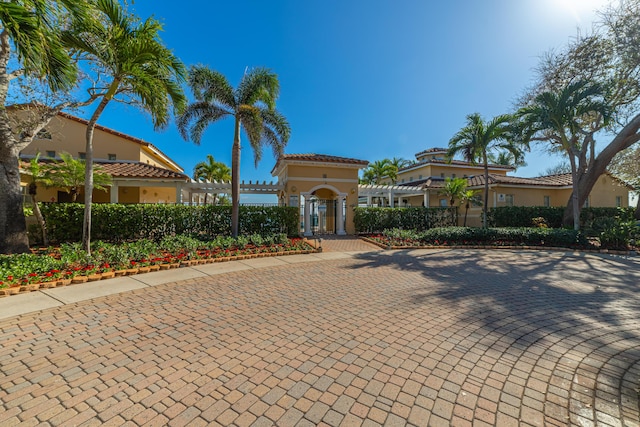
[388,190,394,208]
[336,195,346,235]
[110,182,119,203]
[303,193,312,236]
[423,190,429,207]
[176,183,183,204]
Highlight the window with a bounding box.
[505,194,514,207]
[409,176,413,181]
[108,153,117,161]
[463,174,468,178]
[78,152,86,159]
[46,150,55,158]
[401,179,405,183]
[418,175,422,180]
[440,173,445,178]
[439,199,448,207]
[543,195,550,207]
[616,196,622,207]
[452,174,456,178]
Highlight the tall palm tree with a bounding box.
[193,154,231,204]
[517,81,611,230]
[447,113,518,228]
[361,159,395,184]
[0,0,90,254]
[177,66,290,237]
[62,0,187,253]
[43,152,112,202]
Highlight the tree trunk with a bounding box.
[563,114,640,225]
[231,118,241,237]
[82,95,112,255]
[0,147,29,253]
[568,152,580,230]
[482,153,489,228]
[30,194,48,246]
[464,202,469,227]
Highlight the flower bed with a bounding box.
[0,234,316,296]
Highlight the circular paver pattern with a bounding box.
[1,249,639,426]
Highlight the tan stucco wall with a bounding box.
[139,186,177,204]
[22,115,141,161]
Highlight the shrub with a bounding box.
[40,203,300,243]
[488,206,636,230]
[599,220,637,250]
[353,207,455,233]
[379,227,590,248]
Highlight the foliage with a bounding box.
[353,207,456,234]
[193,154,231,205]
[41,153,112,201]
[487,206,636,230]
[177,65,290,237]
[447,112,522,227]
[39,203,300,243]
[375,227,590,249]
[515,81,611,230]
[360,159,397,185]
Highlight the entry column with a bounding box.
[302,193,312,236]
[336,195,346,235]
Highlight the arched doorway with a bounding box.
[301,185,347,236]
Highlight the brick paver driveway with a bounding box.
[1,249,639,426]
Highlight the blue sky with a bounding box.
[81,0,608,191]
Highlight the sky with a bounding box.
[76,0,612,199]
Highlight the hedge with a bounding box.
[487,206,636,229]
[353,207,456,234]
[382,227,590,248]
[39,203,300,243]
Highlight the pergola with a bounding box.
[357,184,426,207]
[181,179,283,204]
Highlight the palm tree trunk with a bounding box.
[568,152,580,230]
[31,196,48,246]
[231,118,241,237]
[82,95,112,255]
[483,152,489,228]
[464,202,469,227]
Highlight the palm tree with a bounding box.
[488,151,527,170]
[193,154,231,204]
[43,152,112,202]
[0,1,90,253]
[439,177,467,224]
[62,0,187,253]
[460,189,481,227]
[177,66,290,237]
[447,113,518,228]
[361,159,395,184]
[516,81,611,230]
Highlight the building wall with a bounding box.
[22,115,141,161]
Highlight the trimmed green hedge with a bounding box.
[40,203,299,243]
[353,207,456,234]
[381,227,590,248]
[487,206,636,229]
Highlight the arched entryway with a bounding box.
[301,184,347,236]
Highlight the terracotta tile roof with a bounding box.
[97,161,189,180]
[415,147,448,157]
[271,153,368,175]
[399,158,514,173]
[20,157,188,181]
[466,174,573,187]
[397,177,447,189]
